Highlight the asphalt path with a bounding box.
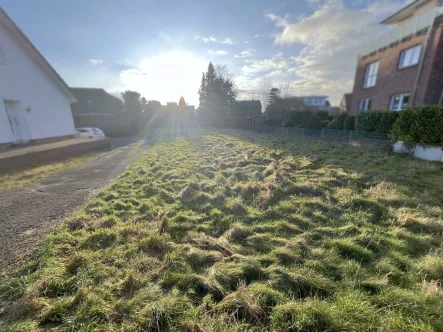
[0,138,149,274]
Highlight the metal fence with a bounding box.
[244,120,391,147]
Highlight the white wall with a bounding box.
[0,24,75,144]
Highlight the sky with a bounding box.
[0,0,409,106]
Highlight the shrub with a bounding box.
[316,111,329,121]
[356,111,399,133]
[327,118,337,129]
[392,106,443,145]
[335,113,348,130]
[305,116,323,129]
[343,116,356,130]
[284,110,312,127]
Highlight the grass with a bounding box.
[0,151,108,191]
[1,129,443,331]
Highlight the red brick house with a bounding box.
[349,0,443,115]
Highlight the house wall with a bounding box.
[350,15,443,115]
[0,24,75,144]
[71,88,123,115]
[350,32,427,115]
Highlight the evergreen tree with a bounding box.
[268,88,282,109]
[206,62,216,84]
[198,73,206,109]
[198,62,237,124]
[178,96,186,106]
[121,90,142,117]
[265,88,285,124]
[140,97,148,113]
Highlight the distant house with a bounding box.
[70,88,123,115]
[283,96,332,115]
[231,100,262,119]
[350,0,443,114]
[339,93,353,114]
[70,88,127,135]
[299,96,332,114]
[0,7,77,146]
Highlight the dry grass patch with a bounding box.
[2,130,443,331]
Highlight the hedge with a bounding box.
[392,106,443,145]
[335,113,347,130]
[305,115,323,129]
[283,110,312,127]
[355,111,399,133]
[343,116,356,130]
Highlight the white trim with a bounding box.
[390,93,410,110]
[364,61,379,88]
[399,44,422,68]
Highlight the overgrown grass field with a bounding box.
[1,130,443,331]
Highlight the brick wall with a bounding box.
[349,16,443,115]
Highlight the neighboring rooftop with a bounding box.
[381,0,436,25]
[360,2,443,56]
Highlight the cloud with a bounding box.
[266,69,286,78]
[195,35,217,43]
[88,59,103,65]
[209,50,229,55]
[241,55,290,74]
[265,0,407,104]
[234,49,257,58]
[221,38,234,44]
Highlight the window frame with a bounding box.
[398,44,422,69]
[0,46,5,65]
[389,94,410,111]
[358,99,372,112]
[363,61,379,88]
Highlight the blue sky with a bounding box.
[1,0,408,106]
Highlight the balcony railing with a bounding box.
[359,6,443,56]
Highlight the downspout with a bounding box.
[411,9,436,106]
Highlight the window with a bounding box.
[364,61,379,88]
[359,99,372,112]
[399,45,421,69]
[0,46,5,64]
[390,94,410,110]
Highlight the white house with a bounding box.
[0,8,77,146]
[300,96,332,114]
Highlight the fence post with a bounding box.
[321,128,324,141]
[301,128,304,139]
[349,130,353,144]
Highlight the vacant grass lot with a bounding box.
[1,130,443,331]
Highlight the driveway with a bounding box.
[0,138,149,274]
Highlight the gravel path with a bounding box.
[0,139,149,274]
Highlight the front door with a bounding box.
[4,100,30,143]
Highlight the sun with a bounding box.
[120,51,207,106]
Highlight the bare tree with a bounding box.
[259,78,272,114]
[278,81,293,99]
[215,64,238,99]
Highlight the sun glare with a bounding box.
[120,51,207,105]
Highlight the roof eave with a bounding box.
[380,0,422,24]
